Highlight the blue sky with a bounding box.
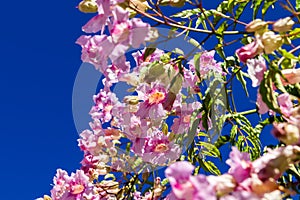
[0,1,293,199]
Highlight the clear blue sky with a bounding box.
[0,1,292,199]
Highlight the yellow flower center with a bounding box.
[148,91,165,105]
[71,184,85,195]
[154,143,169,153]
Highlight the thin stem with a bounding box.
[278,45,300,66]
[129,5,245,35]
[237,109,257,116]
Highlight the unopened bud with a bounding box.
[43,195,52,200]
[123,95,140,105]
[159,0,185,7]
[251,175,278,195]
[273,17,295,32]
[245,19,268,33]
[283,124,300,145]
[119,0,150,17]
[261,31,283,54]
[78,0,98,13]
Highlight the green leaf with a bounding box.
[198,132,208,137]
[230,125,238,143]
[215,135,230,148]
[289,28,300,40]
[161,178,169,186]
[285,84,300,98]
[162,122,169,135]
[216,21,228,35]
[143,47,156,61]
[201,160,221,175]
[213,1,228,25]
[278,48,298,60]
[171,8,200,18]
[274,72,287,93]
[198,141,221,158]
[104,173,116,181]
[296,0,300,11]
[235,1,249,20]
[188,38,201,49]
[259,70,280,112]
[172,48,184,55]
[228,0,235,13]
[235,69,249,97]
[252,0,263,18]
[262,0,277,17]
[169,74,183,94]
[194,9,214,30]
[246,136,261,160]
[143,62,165,83]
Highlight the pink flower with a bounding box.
[252,145,300,181]
[236,40,264,63]
[76,35,114,70]
[188,50,224,78]
[50,169,93,200]
[165,161,216,200]
[110,7,150,48]
[277,93,293,117]
[89,89,118,123]
[226,147,252,183]
[207,174,236,196]
[272,123,300,145]
[82,0,111,33]
[246,56,267,87]
[132,130,181,165]
[281,68,300,85]
[182,67,199,92]
[171,102,201,134]
[78,129,111,155]
[132,48,164,68]
[136,82,168,119]
[256,91,269,114]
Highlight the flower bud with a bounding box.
[251,174,278,195]
[78,0,98,13]
[273,17,295,32]
[284,124,300,145]
[261,31,283,54]
[245,19,268,33]
[119,0,150,17]
[123,95,140,105]
[272,123,300,145]
[43,195,52,200]
[159,0,186,7]
[235,39,264,63]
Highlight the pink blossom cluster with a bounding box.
[272,103,300,145]
[236,17,295,63]
[188,50,224,79]
[37,1,300,199]
[76,1,151,84]
[39,169,119,200]
[76,6,227,166]
[41,46,225,199]
[164,146,300,200]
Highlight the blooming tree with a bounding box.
[39,0,300,199]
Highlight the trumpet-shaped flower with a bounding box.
[246,56,267,87]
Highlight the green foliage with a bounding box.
[259,70,280,112]
[297,0,300,11]
[197,141,221,158]
[262,0,277,17]
[200,160,221,175]
[252,0,264,18]
[235,69,249,97]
